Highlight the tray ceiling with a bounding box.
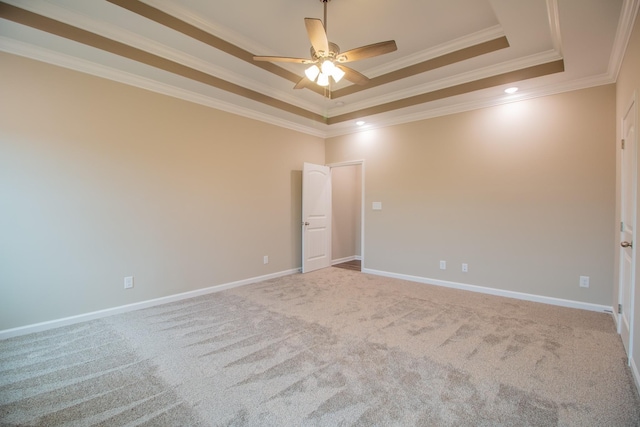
[0,0,637,137]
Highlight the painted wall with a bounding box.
[326,85,616,306]
[615,8,640,384]
[331,164,362,261]
[0,53,324,330]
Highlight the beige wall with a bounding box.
[0,53,324,330]
[615,9,640,381]
[0,39,627,333]
[326,85,616,305]
[331,164,362,261]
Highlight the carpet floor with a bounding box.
[1,268,639,426]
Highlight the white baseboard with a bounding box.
[631,356,640,396]
[362,268,613,313]
[332,255,360,265]
[0,268,300,340]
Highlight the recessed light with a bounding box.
[504,87,519,94]
[356,120,366,126]
[335,101,345,107]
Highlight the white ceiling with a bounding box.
[0,0,637,137]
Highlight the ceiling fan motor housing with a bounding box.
[310,42,341,61]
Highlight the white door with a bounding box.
[620,95,637,360]
[302,162,332,273]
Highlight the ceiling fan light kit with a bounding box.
[253,0,397,90]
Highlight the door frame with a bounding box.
[327,160,365,268]
[618,90,638,363]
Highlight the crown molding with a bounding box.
[546,0,563,56]
[325,73,616,138]
[0,37,327,138]
[5,34,600,141]
[140,0,267,56]
[329,49,562,117]
[141,0,508,79]
[1,0,325,116]
[1,0,630,139]
[365,25,506,77]
[609,0,640,80]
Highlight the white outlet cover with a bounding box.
[579,276,590,288]
[439,261,446,270]
[372,202,382,210]
[124,276,134,289]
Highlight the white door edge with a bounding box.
[619,90,638,362]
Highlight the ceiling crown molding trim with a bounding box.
[0,0,321,113]
[330,49,563,116]
[143,0,506,80]
[331,36,510,98]
[1,0,626,138]
[325,73,616,139]
[108,0,513,101]
[364,25,506,77]
[0,38,327,138]
[0,2,327,124]
[1,1,547,127]
[138,0,269,57]
[327,60,564,125]
[105,0,326,96]
[545,0,563,56]
[609,0,640,80]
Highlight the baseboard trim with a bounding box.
[631,357,640,395]
[362,268,613,313]
[332,256,358,265]
[0,268,300,340]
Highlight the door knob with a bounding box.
[303,221,310,226]
[621,241,633,248]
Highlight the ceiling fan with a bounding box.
[253,0,397,90]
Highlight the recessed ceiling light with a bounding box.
[504,87,519,94]
[356,121,366,126]
[335,101,345,107]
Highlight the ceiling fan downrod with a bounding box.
[321,0,330,32]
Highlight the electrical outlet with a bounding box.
[263,255,269,264]
[440,260,446,270]
[579,276,589,288]
[124,276,134,289]
[462,263,468,273]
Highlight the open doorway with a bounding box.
[329,161,364,271]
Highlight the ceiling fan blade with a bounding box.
[305,18,329,56]
[336,40,397,63]
[253,56,311,64]
[294,76,313,90]
[337,65,370,85]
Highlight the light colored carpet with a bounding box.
[1,268,639,426]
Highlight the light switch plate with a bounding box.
[372,202,382,210]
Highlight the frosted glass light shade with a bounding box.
[305,65,320,81]
[331,66,345,83]
[317,72,330,86]
[321,60,335,75]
